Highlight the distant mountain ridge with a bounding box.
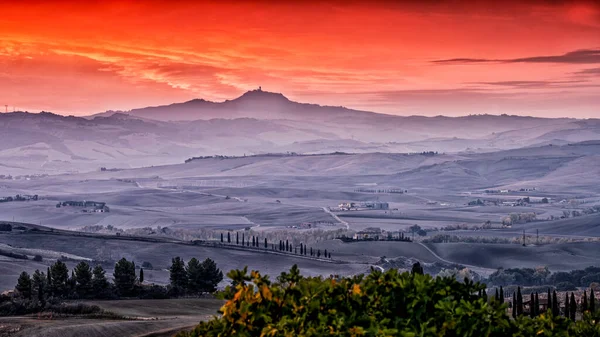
[1,90,599,176]
[91,88,380,121]
[90,88,578,124]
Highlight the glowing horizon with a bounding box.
[1,1,599,118]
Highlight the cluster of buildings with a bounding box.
[346,227,411,242]
[338,201,389,211]
[56,200,110,213]
[0,194,38,203]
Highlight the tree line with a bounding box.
[487,266,600,290]
[4,256,222,315]
[498,286,597,321]
[219,232,333,259]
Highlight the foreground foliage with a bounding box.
[178,266,600,337]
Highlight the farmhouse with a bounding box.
[353,227,383,240]
[362,201,389,210]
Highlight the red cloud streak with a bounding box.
[0,0,599,117]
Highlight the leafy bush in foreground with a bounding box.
[177,266,600,337]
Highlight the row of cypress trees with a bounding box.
[220,232,332,259]
[506,287,597,319]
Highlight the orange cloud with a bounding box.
[0,1,599,117]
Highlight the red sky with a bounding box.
[1,0,599,117]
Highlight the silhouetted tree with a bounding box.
[264,238,268,249]
[535,292,540,316]
[565,292,570,318]
[517,287,523,316]
[15,271,32,299]
[530,293,535,318]
[317,249,321,258]
[46,267,52,290]
[252,236,255,247]
[236,232,239,245]
[74,261,93,297]
[114,258,137,297]
[512,292,517,319]
[186,257,203,295]
[411,262,424,275]
[92,265,109,295]
[583,290,588,312]
[242,233,245,246]
[50,261,69,297]
[500,286,505,303]
[591,289,596,312]
[169,256,188,296]
[140,268,144,284]
[552,290,559,316]
[570,292,576,321]
[548,289,552,313]
[324,249,328,258]
[220,233,223,242]
[310,247,313,256]
[227,232,231,243]
[286,240,289,252]
[31,270,47,304]
[198,258,223,293]
[495,288,499,302]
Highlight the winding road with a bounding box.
[417,242,495,276]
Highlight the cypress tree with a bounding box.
[530,293,535,318]
[300,243,303,255]
[535,292,540,316]
[583,290,588,312]
[220,233,223,242]
[15,272,32,299]
[552,290,559,316]
[264,238,267,249]
[516,287,523,316]
[512,292,517,319]
[495,288,499,302]
[570,292,576,321]
[591,289,596,312]
[547,289,552,313]
[242,233,245,246]
[565,292,570,318]
[227,232,231,243]
[252,236,255,247]
[317,249,321,258]
[500,286,505,303]
[236,232,239,245]
[310,247,313,256]
[140,268,144,284]
[286,240,289,252]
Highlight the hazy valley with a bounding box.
[2,91,600,336]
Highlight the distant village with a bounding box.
[337,201,390,211]
[56,200,110,213]
[339,227,413,242]
[0,194,39,203]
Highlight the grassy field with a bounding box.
[425,242,600,271]
[0,298,222,337]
